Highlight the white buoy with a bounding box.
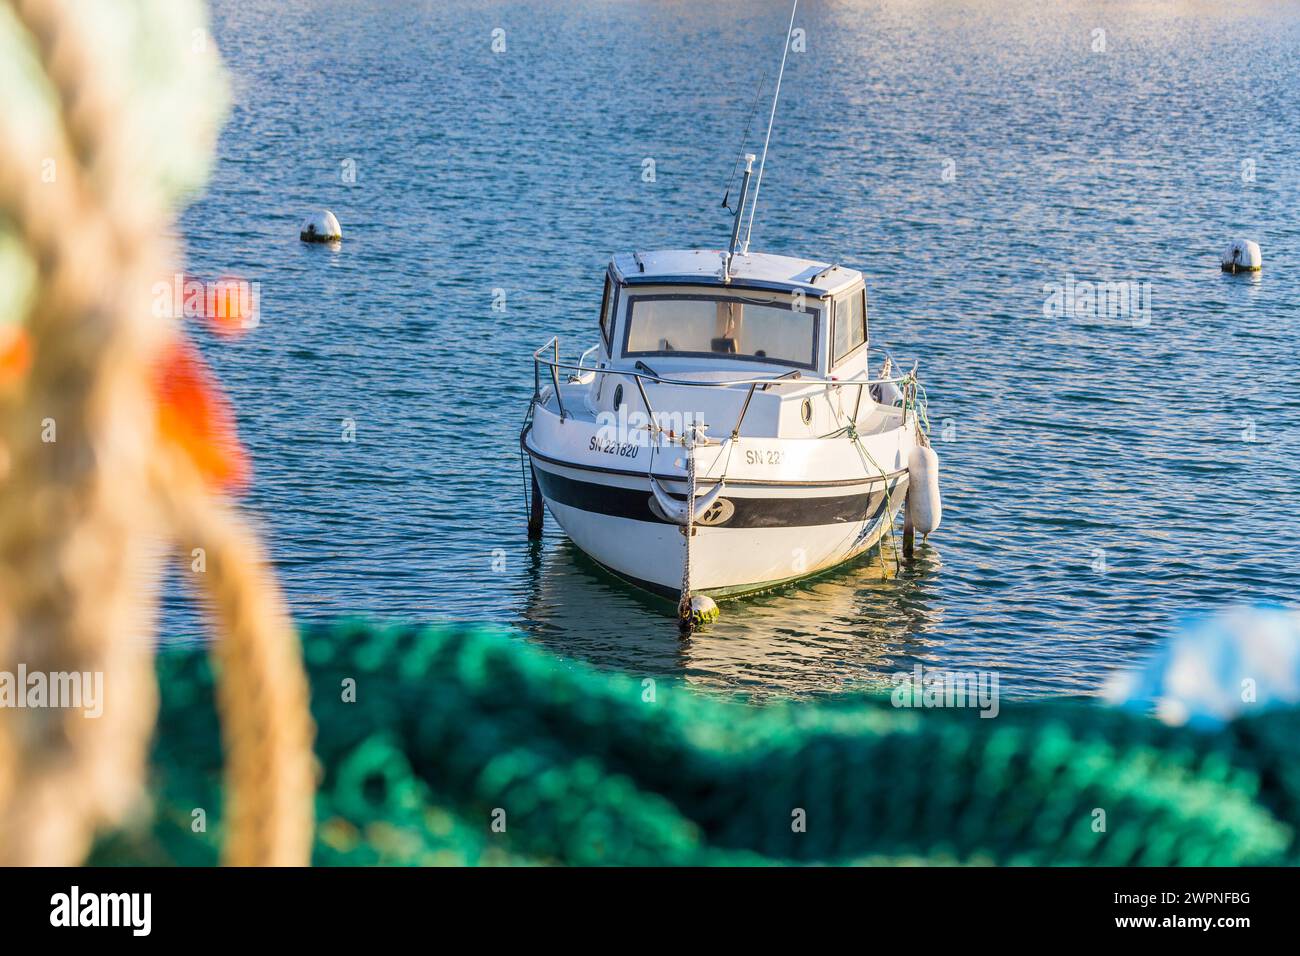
[906,443,942,536]
[1221,238,1261,273]
[300,209,342,243]
[683,594,719,628]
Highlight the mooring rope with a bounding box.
[847,426,902,576]
[678,426,698,629]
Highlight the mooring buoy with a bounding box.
[1221,238,1261,273]
[300,209,343,243]
[679,594,719,632]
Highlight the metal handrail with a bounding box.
[569,344,600,381]
[531,336,920,444]
[547,337,566,420]
[531,337,914,392]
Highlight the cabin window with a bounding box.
[623,294,817,369]
[599,275,616,347]
[832,288,867,367]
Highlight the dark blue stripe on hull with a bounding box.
[533,463,902,530]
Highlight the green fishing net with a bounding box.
[90,622,1300,866]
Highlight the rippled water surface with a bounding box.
[171,0,1300,700]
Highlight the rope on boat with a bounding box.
[832,366,929,577]
[847,425,902,577]
[518,400,542,535]
[906,369,932,439]
[678,426,698,631]
[841,364,935,574]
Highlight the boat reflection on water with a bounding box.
[518,534,945,701]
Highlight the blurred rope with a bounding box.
[0,0,313,866]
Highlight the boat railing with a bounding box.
[532,337,919,440]
[532,337,913,391]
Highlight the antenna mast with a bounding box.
[742,0,799,255]
[724,153,756,281]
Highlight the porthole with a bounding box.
[613,384,624,409]
[801,398,813,425]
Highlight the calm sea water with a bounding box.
[172,0,1300,700]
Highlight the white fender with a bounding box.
[650,478,724,526]
[906,444,941,535]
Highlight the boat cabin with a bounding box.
[595,249,869,381]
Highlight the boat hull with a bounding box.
[527,452,907,600]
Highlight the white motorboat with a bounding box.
[520,6,941,628]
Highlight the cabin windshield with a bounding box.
[622,293,818,369]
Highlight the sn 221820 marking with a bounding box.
[745,449,783,466]
[589,437,640,459]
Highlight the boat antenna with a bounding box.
[720,74,768,213]
[724,153,755,282]
[742,0,798,255]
